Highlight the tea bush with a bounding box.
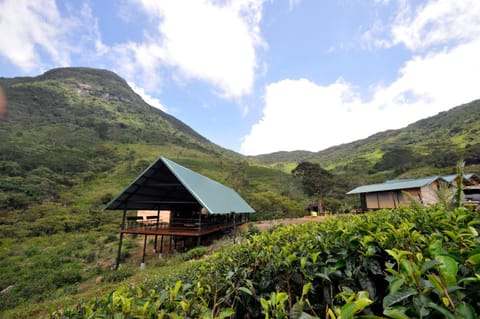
[181,246,208,261]
[52,206,480,318]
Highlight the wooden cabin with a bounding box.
[347,176,445,210]
[104,157,255,269]
[347,174,480,211]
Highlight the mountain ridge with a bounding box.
[252,99,480,174]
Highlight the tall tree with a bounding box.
[292,161,333,198]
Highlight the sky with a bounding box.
[1,0,479,155]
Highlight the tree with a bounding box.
[292,161,334,199]
[225,161,249,193]
[374,147,420,173]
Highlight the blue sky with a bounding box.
[1,0,479,155]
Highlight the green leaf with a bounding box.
[219,307,235,319]
[427,274,444,295]
[456,302,476,319]
[428,302,455,319]
[310,251,320,264]
[443,230,457,241]
[315,272,331,282]
[388,278,405,294]
[383,306,410,319]
[429,240,443,256]
[383,288,417,308]
[339,292,372,319]
[260,297,269,312]
[302,282,312,297]
[276,292,289,305]
[339,302,358,319]
[435,255,458,286]
[468,226,478,237]
[467,253,480,265]
[171,280,182,300]
[301,256,307,269]
[458,276,480,284]
[238,286,253,296]
[420,259,438,273]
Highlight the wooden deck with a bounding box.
[119,223,236,237]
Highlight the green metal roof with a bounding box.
[442,173,478,184]
[346,176,443,195]
[104,157,255,215]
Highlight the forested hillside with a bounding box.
[253,99,480,188]
[0,67,304,216]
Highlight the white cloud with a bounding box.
[128,81,167,112]
[241,39,480,155]
[391,0,480,50]
[0,1,108,73]
[0,0,72,71]
[127,0,264,98]
[241,78,362,155]
[113,42,165,92]
[288,0,301,11]
[364,0,480,51]
[241,0,480,155]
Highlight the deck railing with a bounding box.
[125,216,241,231]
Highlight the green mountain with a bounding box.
[0,67,302,214]
[1,67,479,317]
[252,99,480,184]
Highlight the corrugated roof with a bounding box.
[104,157,255,215]
[346,176,442,195]
[442,173,477,184]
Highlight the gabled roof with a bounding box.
[104,157,255,215]
[442,173,479,185]
[346,176,443,195]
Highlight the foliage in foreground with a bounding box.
[52,206,480,318]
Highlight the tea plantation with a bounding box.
[51,206,480,318]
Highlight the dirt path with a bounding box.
[242,215,326,232]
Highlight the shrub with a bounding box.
[103,265,133,283]
[181,246,208,261]
[242,223,261,239]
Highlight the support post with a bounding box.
[115,206,128,270]
[154,209,160,252]
[141,234,147,270]
[232,212,236,244]
[198,210,202,230]
[159,235,164,257]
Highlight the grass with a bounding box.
[0,232,198,319]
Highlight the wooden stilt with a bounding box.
[115,206,128,270]
[141,234,147,270]
[232,213,236,244]
[160,235,164,254]
[154,209,160,252]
